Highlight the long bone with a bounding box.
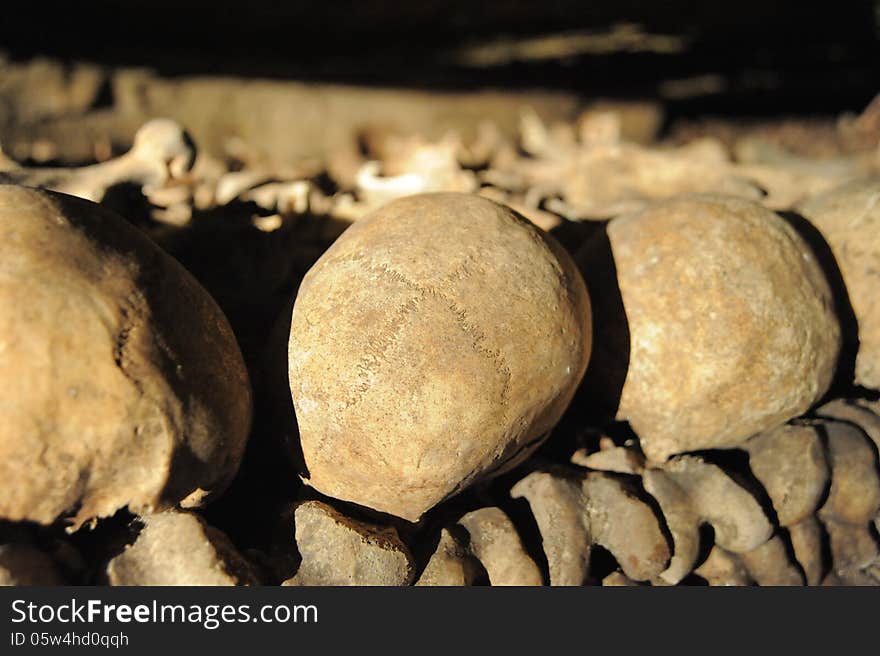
[0,119,195,202]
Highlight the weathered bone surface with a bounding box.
[789,516,825,586]
[582,472,670,581]
[512,468,671,584]
[745,424,829,527]
[599,195,840,461]
[0,185,252,527]
[818,421,880,525]
[642,468,701,585]
[817,400,880,451]
[106,512,259,586]
[0,119,195,203]
[457,507,543,586]
[864,399,880,416]
[415,528,480,586]
[828,570,880,586]
[283,501,415,587]
[823,518,880,583]
[511,471,591,586]
[289,192,591,521]
[507,411,880,587]
[571,445,645,475]
[662,455,773,553]
[738,535,804,586]
[694,546,752,586]
[799,178,880,390]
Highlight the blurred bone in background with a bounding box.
[1,0,878,165]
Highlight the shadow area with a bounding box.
[570,223,631,428]
[153,203,351,551]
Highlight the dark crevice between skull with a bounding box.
[171,204,351,549]
[571,222,630,428]
[67,508,142,585]
[540,220,631,460]
[174,202,353,559]
[549,217,605,255]
[257,503,302,585]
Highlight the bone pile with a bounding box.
[1,90,879,586]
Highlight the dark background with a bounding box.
[1,0,878,117]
